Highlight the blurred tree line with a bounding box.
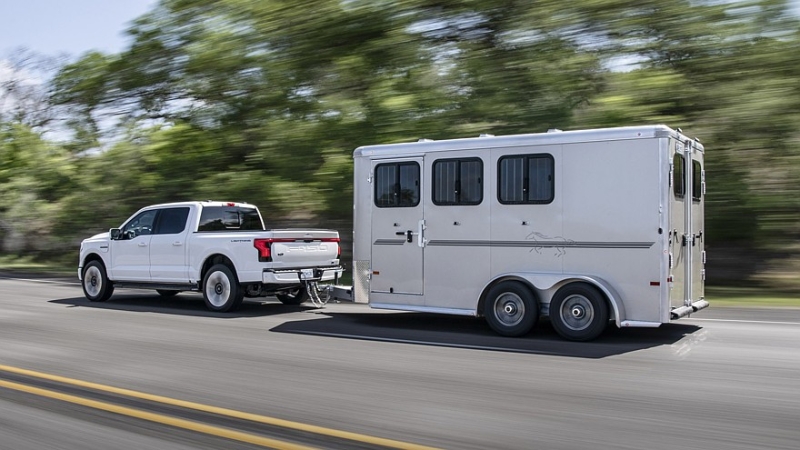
[1,0,798,286]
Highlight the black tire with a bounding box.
[483,281,539,337]
[549,283,609,342]
[82,260,114,302]
[156,290,179,298]
[276,286,309,305]
[202,264,243,312]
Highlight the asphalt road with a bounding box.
[1,276,799,450]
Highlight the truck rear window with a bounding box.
[197,206,264,232]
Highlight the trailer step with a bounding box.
[691,299,709,312]
[671,305,694,320]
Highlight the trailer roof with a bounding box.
[353,125,703,157]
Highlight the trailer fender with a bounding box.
[481,273,626,327]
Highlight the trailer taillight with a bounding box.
[254,239,272,262]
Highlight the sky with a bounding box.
[1,0,800,58]
[0,0,158,57]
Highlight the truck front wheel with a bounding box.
[202,264,243,312]
[82,260,114,302]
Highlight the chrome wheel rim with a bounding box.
[84,266,102,297]
[205,271,231,308]
[493,292,525,327]
[560,294,594,331]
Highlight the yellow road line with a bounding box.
[0,379,315,450]
[0,364,441,450]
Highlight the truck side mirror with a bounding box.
[110,228,121,240]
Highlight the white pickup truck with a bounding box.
[78,201,342,311]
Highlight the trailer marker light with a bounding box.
[373,271,380,275]
[650,282,661,286]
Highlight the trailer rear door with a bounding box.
[669,139,705,314]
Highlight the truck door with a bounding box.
[149,207,191,283]
[370,158,424,300]
[111,209,157,281]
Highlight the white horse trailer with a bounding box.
[347,125,708,341]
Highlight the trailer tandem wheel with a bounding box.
[484,281,539,337]
[550,282,609,341]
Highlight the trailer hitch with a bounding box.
[305,281,332,308]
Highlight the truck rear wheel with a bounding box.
[276,286,309,305]
[550,283,609,341]
[202,264,243,312]
[82,261,114,302]
[484,281,538,337]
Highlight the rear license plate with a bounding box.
[300,269,315,280]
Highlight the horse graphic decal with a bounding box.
[526,231,574,257]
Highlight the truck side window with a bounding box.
[121,210,158,238]
[375,162,420,207]
[154,207,190,234]
[673,154,685,198]
[692,160,702,201]
[498,154,554,204]
[433,158,483,205]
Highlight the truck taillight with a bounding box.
[328,237,341,258]
[254,239,272,262]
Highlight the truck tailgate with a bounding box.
[265,230,340,267]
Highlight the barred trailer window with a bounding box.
[692,160,702,201]
[375,162,420,207]
[498,154,554,204]
[673,154,685,198]
[433,158,483,205]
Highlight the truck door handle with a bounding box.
[172,242,183,246]
[138,242,147,247]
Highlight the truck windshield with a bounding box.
[197,206,265,232]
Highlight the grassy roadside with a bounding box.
[705,286,800,308]
[0,255,74,277]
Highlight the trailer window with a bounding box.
[498,154,554,204]
[375,162,420,208]
[673,154,685,198]
[433,158,483,205]
[692,160,702,201]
